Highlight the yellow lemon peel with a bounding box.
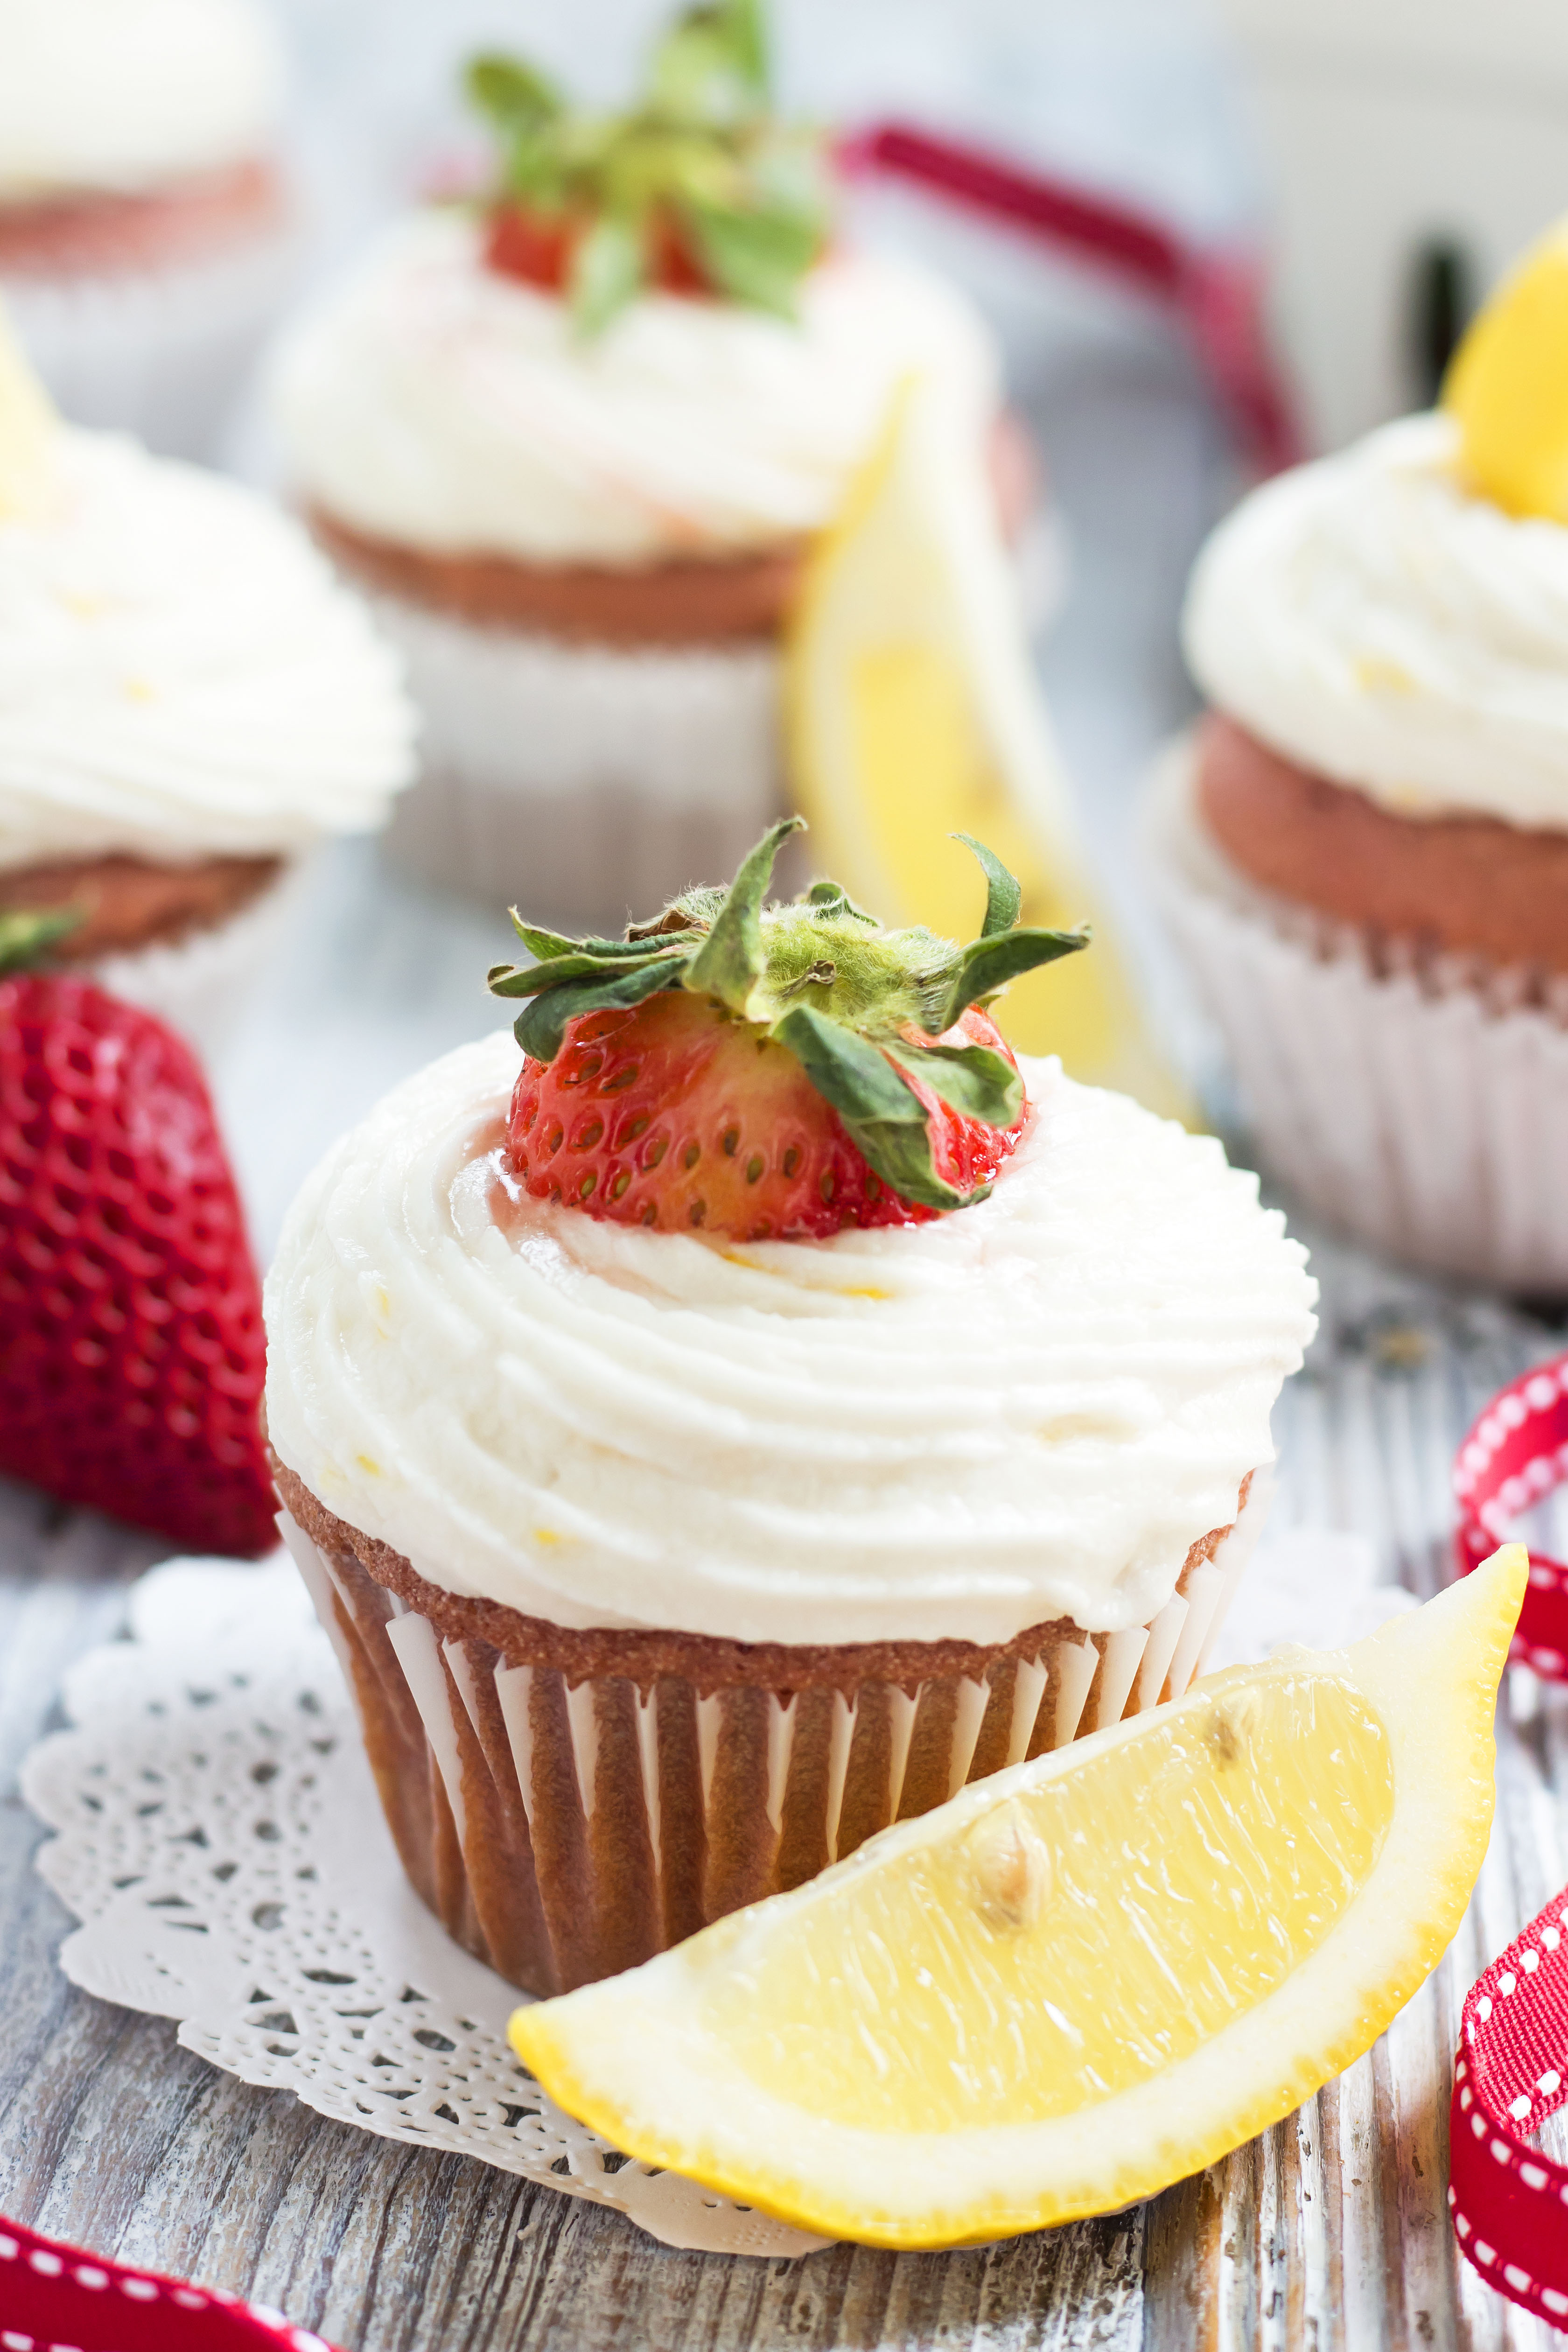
[782,374,1192,1120]
[511,1547,1524,2247]
[1443,215,1568,519]
[0,300,60,521]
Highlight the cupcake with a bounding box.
[0,0,294,459]
[264,823,1317,1995]
[1151,376,1568,1290]
[267,0,1003,930]
[0,321,416,1055]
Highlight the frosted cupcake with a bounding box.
[0,0,294,459]
[265,823,1316,1995]
[0,327,416,1054]
[268,1,1001,929]
[1151,374,1568,1289]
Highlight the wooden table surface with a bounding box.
[3,847,1567,2351]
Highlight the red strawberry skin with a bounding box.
[506,991,1027,1242]
[0,973,275,1554]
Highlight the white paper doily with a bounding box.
[20,1556,828,2260]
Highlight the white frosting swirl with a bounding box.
[268,210,1000,567]
[0,0,282,203]
[263,1033,1316,1647]
[0,427,416,870]
[1184,413,1568,832]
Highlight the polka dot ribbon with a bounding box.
[1449,1355,1568,2326]
[0,2215,341,2352]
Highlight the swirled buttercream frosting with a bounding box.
[0,427,415,870]
[1184,413,1568,833]
[264,1033,1317,1647]
[0,0,282,203]
[268,211,999,568]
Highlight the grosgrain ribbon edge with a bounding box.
[1449,1353,1568,2327]
[1448,1887,1568,2329]
[0,2211,342,2350]
[1453,1351,1568,1678]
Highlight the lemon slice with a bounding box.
[1443,215,1568,518]
[782,376,1191,1120]
[511,1546,1525,2248]
[0,300,59,520]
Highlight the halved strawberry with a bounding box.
[490,820,1087,1243]
[484,203,714,299]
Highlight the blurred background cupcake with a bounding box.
[0,0,298,460]
[267,0,1009,932]
[1148,219,1568,1296]
[0,314,416,1058]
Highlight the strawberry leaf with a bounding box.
[0,907,82,978]
[886,1039,1023,1127]
[770,1005,971,1212]
[504,917,663,964]
[511,955,689,1063]
[938,924,1090,1033]
[804,879,877,927]
[466,52,563,137]
[679,197,822,316]
[489,947,680,996]
[683,815,804,1014]
[953,833,1022,938]
[570,214,646,336]
[650,0,769,126]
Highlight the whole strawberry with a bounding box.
[490,820,1088,1242]
[0,917,275,1554]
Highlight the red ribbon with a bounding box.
[1449,1893,1568,2328]
[1449,1357,1568,2323]
[842,119,1303,476]
[1453,1352,1568,1678]
[0,2214,341,2351]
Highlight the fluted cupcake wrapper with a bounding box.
[1147,744,1568,1293]
[280,1484,1267,1998]
[4,224,298,461]
[90,855,308,1063]
[362,588,784,927]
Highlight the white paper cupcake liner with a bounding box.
[280,1472,1268,1996]
[1146,744,1568,1290]
[4,220,298,461]
[366,588,784,928]
[90,854,307,1060]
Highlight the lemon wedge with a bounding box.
[511,1546,1525,2248]
[782,376,1191,1120]
[0,300,59,520]
[1443,216,1568,518]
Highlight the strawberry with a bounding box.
[490,820,1088,1243]
[0,913,275,1554]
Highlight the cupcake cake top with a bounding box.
[1183,413,1568,836]
[0,411,416,870]
[268,0,998,569]
[265,829,1316,1647]
[0,0,283,205]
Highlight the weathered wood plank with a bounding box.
[4,1295,1568,2348]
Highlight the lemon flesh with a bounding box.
[511,1547,1525,2248]
[783,376,1192,1120]
[1443,216,1568,519]
[0,300,58,520]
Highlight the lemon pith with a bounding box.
[510,1548,1525,2247]
[782,374,1192,1119]
[1442,216,1568,520]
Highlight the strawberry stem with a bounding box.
[487,821,1092,1218]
